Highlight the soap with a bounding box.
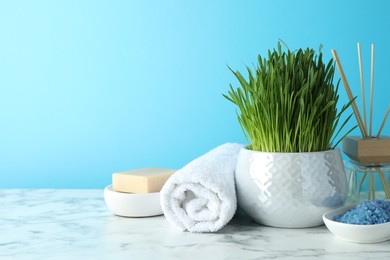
[112,168,175,194]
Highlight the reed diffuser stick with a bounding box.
[376,167,390,199]
[369,169,375,199]
[357,43,368,132]
[370,44,375,138]
[359,171,367,197]
[376,106,390,138]
[331,50,368,138]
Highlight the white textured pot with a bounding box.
[235,148,347,228]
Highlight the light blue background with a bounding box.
[1,0,389,188]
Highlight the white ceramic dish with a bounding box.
[104,185,163,217]
[323,203,390,243]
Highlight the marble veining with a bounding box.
[1,189,389,260]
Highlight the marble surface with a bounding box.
[1,190,390,260]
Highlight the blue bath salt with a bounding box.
[334,200,390,225]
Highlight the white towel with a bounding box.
[160,143,242,233]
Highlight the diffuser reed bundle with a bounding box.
[332,44,390,200]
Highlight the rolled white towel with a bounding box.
[160,143,243,232]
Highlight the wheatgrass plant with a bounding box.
[224,42,357,152]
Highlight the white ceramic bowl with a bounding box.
[104,185,163,217]
[323,204,390,243]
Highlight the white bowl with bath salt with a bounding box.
[323,200,390,243]
[104,185,163,217]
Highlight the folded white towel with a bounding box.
[160,143,243,233]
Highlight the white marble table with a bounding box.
[1,189,389,260]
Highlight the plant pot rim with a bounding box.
[241,146,340,155]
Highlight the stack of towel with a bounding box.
[160,143,242,233]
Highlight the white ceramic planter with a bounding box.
[235,148,347,228]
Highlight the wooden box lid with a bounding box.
[342,136,390,165]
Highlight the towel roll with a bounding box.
[160,143,242,232]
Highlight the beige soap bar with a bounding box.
[112,168,175,194]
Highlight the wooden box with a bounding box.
[342,136,390,165]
